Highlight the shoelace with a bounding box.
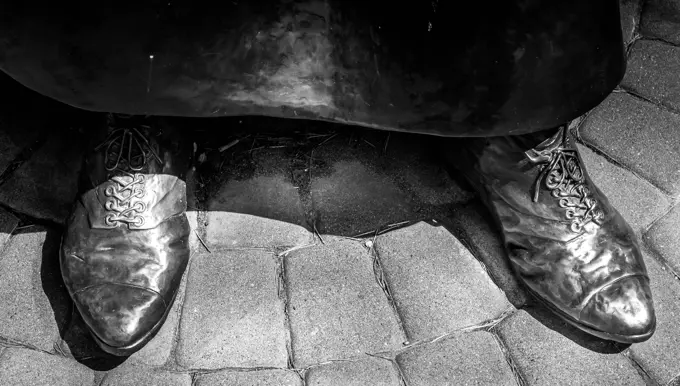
[94,125,162,227]
[525,127,604,233]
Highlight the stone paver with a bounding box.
[623,40,680,113]
[0,207,18,249]
[311,160,415,236]
[640,0,680,44]
[0,348,94,386]
[206,175,312,248]
[629,250,680,384]
[0,131,83,224]
[579,92,680,196]
[101,365,192,386]
[396,331,515,386]
[375,221,511,341]
[644,204,680,275]
[305,357,401,386]
[496,310,645,386]
[444,203,529,307]
[195,370,302,386]
[177,251,287,369]
[577,143,670,232]
[286,238,406,367]
[0,227,70,352]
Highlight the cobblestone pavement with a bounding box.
[1,1,679,385]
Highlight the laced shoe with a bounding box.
[447,126,655,343]
[60,114,191,356]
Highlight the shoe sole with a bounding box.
[524,285,656,344]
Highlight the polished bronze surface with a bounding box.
[447,127,656,343]
[0,0,624,136]
[60,114,192,356]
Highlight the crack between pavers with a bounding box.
[640,35,680,49]
[668,372,680,386]
[94,372,109,386]
[392,358,411,386]
[368,307,518,360]
[0,229,18,260]
[368,238,410,345]
[627,31,643,56]
[618,83,680,124]
[303,354,394,371]
[201,245,274,253]
[489,329,528,386]
[622,349,662,386]
[195,212,209,257]
[636,0,647,33]
[275,253,296,370]
[276,244,316,258]
[0,336,59,357]
[189,243,318,256]
[188,366,295,375]
[188,166,211,258]
[641,201,677,236]
[626,0,646,56]
[352,220,418,239]
[293,368,307,386]
[165,261,194,371]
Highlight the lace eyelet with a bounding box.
[96,126,157,228]
[527,127,604,233]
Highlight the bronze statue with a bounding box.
[0,0,655,355]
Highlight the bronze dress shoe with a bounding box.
[448,126,655,343]
[60,114,191,356]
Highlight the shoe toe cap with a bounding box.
[73,284,168,353]
[581,275,656,341]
